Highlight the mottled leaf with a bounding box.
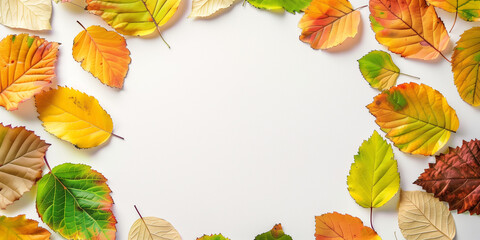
[358,50,400,91]
[367,82,459,155]
[255,224,292,240]
[427,0,480,22]
[247,0,311,13]
[298,0,362,49]
[0,34,58,111]
[36,163,116,240]
[197,234,231,240]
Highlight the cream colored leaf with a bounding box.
[0,0,52,30]
[398,191,456,240]
[0,124,49,209]
[190,0,236,18]
[128,217,181,240]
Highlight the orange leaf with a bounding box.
[0,34,58,110]
[315,212,380,240]
[0,215,50,240]
[369,0,450,60]
[298,0,362,49]
[73,23,131,88]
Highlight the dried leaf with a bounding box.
[0,34,59,111]
[367,82,459,155]
[298,0,361,49]
[347,131,400,208]
[369,0,450,60]
[0,124,49,209]
[35,87,115,149]
[358,50,400,91]
[73,24,131,89]
[452,27,480,106]
[0,0,52,30]
[86,0,181,36]
[247,0,311,13]
[415,139,480,214]
[255,224,292,240]
[0,215,50,240]
[189,0,236,18]
[36,163,116,240]
[315,212,380,240]
[398,191,455,240]
[128,216,181,240]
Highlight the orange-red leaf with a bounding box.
[369,0,449,60]
[73,24,131,88]
[315,212,380,240]
[0,34,58,110]
[298,0,361,49]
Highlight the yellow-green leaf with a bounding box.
[35,87,116,149]
[348,131,400,208]
[367,82,459,155]
[86,0,181,36]
[452,27,480,106]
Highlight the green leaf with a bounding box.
[197,234,230,240]
[347,130,400,208]
[247,0,311,13]
[358,50,400,91]
[36,163,116,240]
[255,224,293,240]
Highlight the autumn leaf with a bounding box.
[398,191,456,240]
[36,163,116,240]
[315,212,380,240]
[367,82,459,155]
[73,22,131,89]
[347,131,400,209]
[128,205,181,240]
[255,224,292,240]
[35,87,119,149]
[189,0,236,18]
[0,34,59,111]
[0,0,52,30]
[0,124,49,209]
[86,0,181,47]
[0,215,50,240]
[358,51,419,91]
[247,0,311,13]
[426,0,480,30]
[197,234,231,240]
[452,27,480,106]
[298,0,363,49]
[415,139,480,214]
[369,0,450,60]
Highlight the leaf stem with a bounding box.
[111,133,124,140]
[139,0,171,49]
[370,207,376,232]
[356,5,368,10]
[450,6,458,33]
[243,0,247,7]
[134,205,154,240]
[399,72,420,80]
[394,231,398,240]
[77,20,87,31]
[44,155,52,173]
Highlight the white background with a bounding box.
[1,0,480,239]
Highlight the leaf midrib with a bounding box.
[405,194,452,239]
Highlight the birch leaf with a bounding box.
[315,212,381,240]
[398,191,456,240]
[128,216,181,240]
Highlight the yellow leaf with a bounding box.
[0,34,59,111]
[452,27,480,106]
[367,82,459,155]
[298,0,362,49]
[0,124,49,209]
[190,0,236,18]
[0,215,50,240]
[398,191,456,240]
[35,87,116,149]
[73,24,131,89]
[347,131,400,208]
[86,0,182,36]
[0,0,52,30]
